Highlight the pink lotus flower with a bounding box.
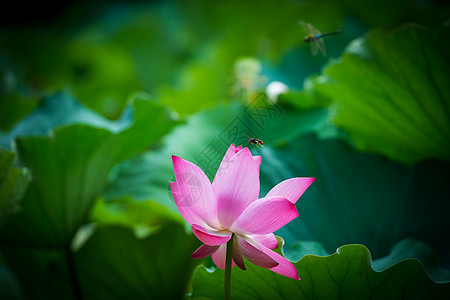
[170,144,314,279]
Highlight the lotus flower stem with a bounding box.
[224,233,234,300]
[65,246,82,300]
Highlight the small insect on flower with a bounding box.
[244,134,264,147]
[299,20,342,56]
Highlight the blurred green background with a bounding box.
[1,0,450,299]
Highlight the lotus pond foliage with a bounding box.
[1,0,450,299]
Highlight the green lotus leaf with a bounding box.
[0,92,178,246]
[0,147,31,223]
[1,222,200,299]
[75,223,200,300]
[191,244,450,300]
[283,238,450,283]
[318,25,450,164]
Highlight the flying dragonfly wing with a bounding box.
[307,23,326,56]
[317,38,326,56]
[310,40,319,56]
[307,22,321,37]
[298,20,311,35]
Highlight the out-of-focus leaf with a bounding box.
[0,96,38,133]
[75,223,200,300]
[65,41,141,119]
[1,222,200,299]
[372,238,450,283]
[90,196,183,230]
[278,75,331,111]
[258,134,450,263]
[0,58,39,131]
[0,264,22,300]
[338,0,450,28]
[65,4,190,118]
[0,92,178,246]
[156,39,235,116]
[0,148,31,223]
[0,245,75,300]
[282,240,329,262]
[191,244,450,300]
[0,92,130,148]
[319,25,450,164]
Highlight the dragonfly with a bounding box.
[299,21,341,56]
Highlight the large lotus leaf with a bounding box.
[75,223,200,300]
[0,92,178,246]
[258,134,450,264]
[191,244,450,300]
[103,102,328,212]
[317,25,450,164]
[0,92,138,147]
[284,238,450,283]
[0,93,123,148]
[0,147,31,223]
[1,222,200,299]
